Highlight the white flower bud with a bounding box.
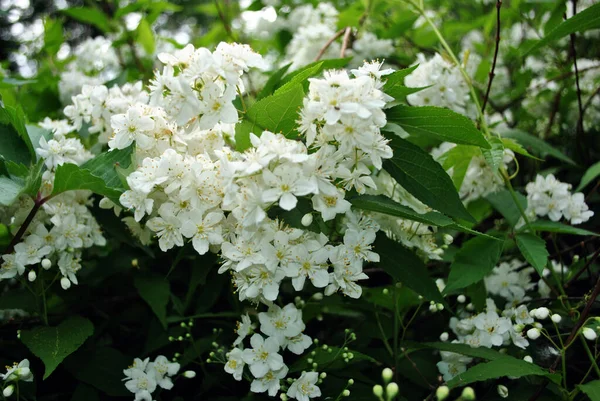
[573,255,580,262]
[382,368,393,383]
[443,234,453,245]
[60,277,71,290]
[386,382,399,399]
[429,304,437,312]
[3,385,14,397]
[99,197,114,209]
[551,314,562,323]
[312,292,323,301]
[342,389,350,397]
[534,307,549,320]
[436,303,444,311]
[527,328,541,340]
[466,303,474,311]
[497,384,508,398]
[583,327,597,341]
[28,270,37,282]
[529,308,537,317]
[41,258,52,269]
[439,332,449,342]
[523,355,533,363]
[373,384,384,398]
[348,379,354,385]
[280,394,288,401]
[461,387,475,400]
[301,213,313,227]
[457,295,466,303]
[320,372,327,379]
[183,370,196,378]
[436,386,450,400]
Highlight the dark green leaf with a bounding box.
[386,105,490,148]
[577,161,600,191]
[134,274,170,328]
[579,380,600,401]
[444,236,504,293]
[515,233,549,276]
[62,8,112,32]
[524,220,598,237]
[486,189,527,227]
[384,136,474,222]
[502,129,575,165]
[0,106,34,165]
[20,316,94,379]
[64,347,131,396]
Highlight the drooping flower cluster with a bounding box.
[524,174,594,225]
[123,355,180,401]
[0,131,105,290]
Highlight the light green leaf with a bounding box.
[447,357,560,388]
[515,233,549,276]
[382,65,427,101]
[278,58,351,89]
[481,136,504,173]
[257,63,291,100]
[20,316,94,379]
[577,161,600,191]
[235,83,305,151]
[384,135,474,222]
[579,380,600,401]
[137,18,155,55]
[440,145,480,190]
[62,7,113,32]
[275,62,322,94]
[134,274,170,328]
[444,236,504,293]
[501,129,575,165]
[0,176,24,206]
[524,220,598,237]
[525,3,600,54]
[26,124,52,152]
[501,137,542,161]
[486,189,527,227]
[376,234,447,306]
[349,194,454,227]
[386,105,490,148]
[44,18,64,56]
[0,105,34,165]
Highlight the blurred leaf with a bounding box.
[523,220,598,236]
[134,274,170,328]
[44,18,64,56]
[62,7,113,32]
[486,189,527,227]
[577,161,600,191]
[0,105,34,165]
[579,380,600,401]
[21,316,94,379]
[515,233,548,276]
[440,145,480,189]
[137,18,155,55]
[290,346,376,372]
[64,347,131,396]
[502,129,575,165]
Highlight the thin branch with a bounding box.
[481,0,502,114]
[543,89,562,139]
[582,85,600,116]
[314,28,345,62]
[565,248,600,288]
[214,0,235,41]
[340,27,353,58]
[3,194,50,255]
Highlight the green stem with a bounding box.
[501,168,532,232]
[375,311,394,356]
[580,336,600,378]
[393,285,399,382]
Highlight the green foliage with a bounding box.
[579,381,600,401]
[62,7,113,32]
[577,161,600,191]
[515,233,549,276]
[134,274,171,328]
[501,129,576,165]
[20,316,94,379]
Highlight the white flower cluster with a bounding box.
[123,355,180,401]
[431,142,514,205]
[438,298,532,380]
[58,37,121,104]
[1,359,33,397]
[484,259,535,306]
[0,132,105,290]
[524,174,593,225]
[225,305,319,400]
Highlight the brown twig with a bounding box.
[340,27,353,58]
[3,194,51,255]
[582,85,600,116]
[314,28,345,62]
[568,0,587,163]
[529,276,600,401]
[481,0,502,114]
[543,89,562,138]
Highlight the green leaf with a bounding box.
[447,357,560,388]
[137,18,155,55]
[383,65,427,101]
[579,380,600,401]
[235,84,305,151]
[257,63,291,100]
[350,194,454,227]
[376,234,447,306]
[515,233,549,276]
[501,129,575,165]
[278,58,351,88]
[20,316,94,379]
[440,145,480,190]
[415,341,520,361]
[525,3,600,55]
[386,105,490,148]
[444,236,504,293]
[26,124,52,152]
[501,138,542,161]
[486,189,527,227]
[383,136,474,222]
[134,274,170,328]
[0,176,24,206]
[481,136,504,173]
[0,106,34,165]
[62,7,112,32]
[275,62,322,94]
[577,161,600,191]
[44,18,64,56]
[524,220,598,237]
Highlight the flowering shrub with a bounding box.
[0,0,599,401]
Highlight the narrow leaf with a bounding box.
[502,129,575,165]
[515,233,549,276]
[134,274,170,328]
[577,161,600,191]
[524,220,598,237]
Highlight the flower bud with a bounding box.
[439,332,449,342]
[443,234,453,245]
[99,197,114,209]
[551,314,562,323]
[373,384,384,398]
[183,370,196,378]
[527,328,541,340]
[301,213,313,227]
[523,355,533,363]
[386,382,399,399]
[436,303,444,311]
[312,292,323,301]
[320,372,327,379]
[41,258,51,269]
[382,368,393,383]
[466,303,474,311]
[497,385,508,398]
[3,385,14,397]
[382,288,389,295]
[573,255,580,262]
[348,379,354,385]
[60,277,71,290]
[280,394,288,401]
[534,307,549,320]
[583,327,597,341]
[461,387,475,400]
[28,270,37,282]
[342,389,350,397]
[457,295,466,303]
[436,386,449,400]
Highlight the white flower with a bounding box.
[583,327,598,341]
[146,203,184,251]
[2,359,33,382]
[262,165,317,211]
[1,254,25,279]
[147,355,180,390]
[224,348,245,381]
[180,210,224,255]
[287,372,322,401]
[311,190,352,221]
[250,366,289,396]
[124,369,157,401]
[287,244,330,291]
[109,106,155,150]
[242,334,285,378]
[233,313,255,346]
[258,304,305,346]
